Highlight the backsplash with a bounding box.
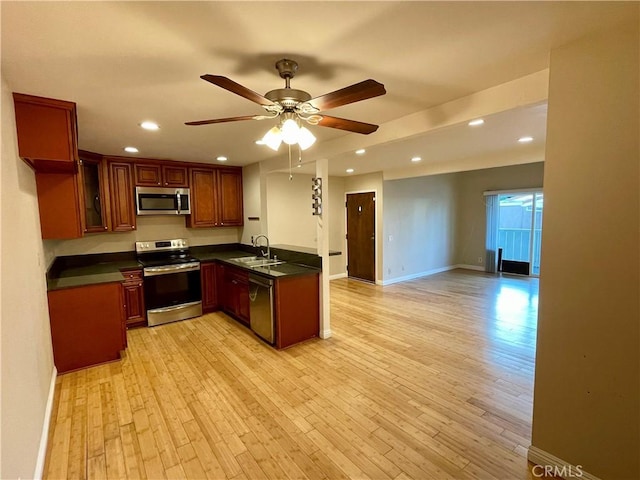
[45,215,242,257]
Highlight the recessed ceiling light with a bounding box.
[140,121,159,131]
[346,168,354,173]
[355,149,366,155]
[255,140,265,145]
[216,156,228,162]
[124,146,139,153]
[468,119,484,126]
[518,136,534,143]
[411,156,422,162]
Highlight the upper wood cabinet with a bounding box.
[35,172,84,239]
[218,168,244,226]
[135,163,188,187]
[13,93,79,173]
[187,166,243,228]
[79,151,110,233]
[108,160,136,232]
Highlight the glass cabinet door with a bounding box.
[81,158,108,232]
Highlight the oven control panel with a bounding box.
[135,238,188,253]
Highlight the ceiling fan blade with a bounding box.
[185,115,262,126]
[306,79,386,111]
[201,75,275,106]
[317,115,379,134]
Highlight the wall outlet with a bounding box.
[387,268,391,274]
[388,235,393,242]
[478,256,483,264]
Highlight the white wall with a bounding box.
[47,216,241,257]
[266,173,317,248]
[531,21,639,479]
[240,162,263,245]
[383,174,457,282]
[455,162,544,267]
[328,176,346,277]
[1,77,56,479]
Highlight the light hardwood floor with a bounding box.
[44,269,540,479]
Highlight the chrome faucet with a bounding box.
[253,234,270,259]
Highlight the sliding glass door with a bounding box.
[497,191,544,275]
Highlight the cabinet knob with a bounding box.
[221,222,224,225]
[131,226,135,229]
[104,226,108,230]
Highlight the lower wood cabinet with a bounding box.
[121,269,146,328]
[275,273,320,349]
[201,262,219,313]
[221,265,250,325]
[47,282,126,373]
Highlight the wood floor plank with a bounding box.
[43,270,538,480]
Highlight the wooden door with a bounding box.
[162,165,188,187]
[201,262,218,313]
[187,168,217,227]
[217,169,243,226]
[122,270,146,328]
[346,192,376,282]
[108,161,136,231]
[134,163,162,186]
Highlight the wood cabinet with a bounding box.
[187,167,243,228]
[47,282,126,373]
[275,273,320,349]
[218,168,244,226]
[201,262,219,313]
[108,160,136,232]
[12,93,79,173]
[121,269,146,328]
[135,163,188,187]
[79,151,110,233]
[221,265,250,325]
[35,172,84,239]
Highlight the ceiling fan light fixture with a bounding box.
[281,118,300,145]
[298,126,316,150]
[262,126,282,151]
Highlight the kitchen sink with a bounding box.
[230,256,285,268]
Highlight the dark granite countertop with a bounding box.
[47,243,321,290]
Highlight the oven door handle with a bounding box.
[147,301,202,314]
[144,262,200,276]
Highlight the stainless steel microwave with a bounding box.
[135,187,191,215]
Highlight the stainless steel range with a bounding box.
[136,238,202,326]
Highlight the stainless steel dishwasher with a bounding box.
[248,274,274,344]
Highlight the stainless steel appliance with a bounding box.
[248,274,275,344]
[136,239,202,326]
[135,187,191,215]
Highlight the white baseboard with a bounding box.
[329,273,347,280]
[380,265,457,285]
[34,366,57,480]
[528,446,599,480]
[320,329,332,339]
[455,264,485,271]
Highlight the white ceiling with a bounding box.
[1,1,634,177]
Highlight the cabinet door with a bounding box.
[80,155,109,233]
[162,165,188,187]
[236,277,250,324]
[187,168,217,227]
[123,282,146,327]
[47,282,125,373]
[35,172,83,239]
[135,164,162,186]
[218,169,244,226]
[108,161,136,232]
[12,93,78,172]
[201,262,219,313]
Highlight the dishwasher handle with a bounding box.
[248,274,274,289]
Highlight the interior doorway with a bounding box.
[346,192,376,282]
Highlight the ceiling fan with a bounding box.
[185,58,386,150]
